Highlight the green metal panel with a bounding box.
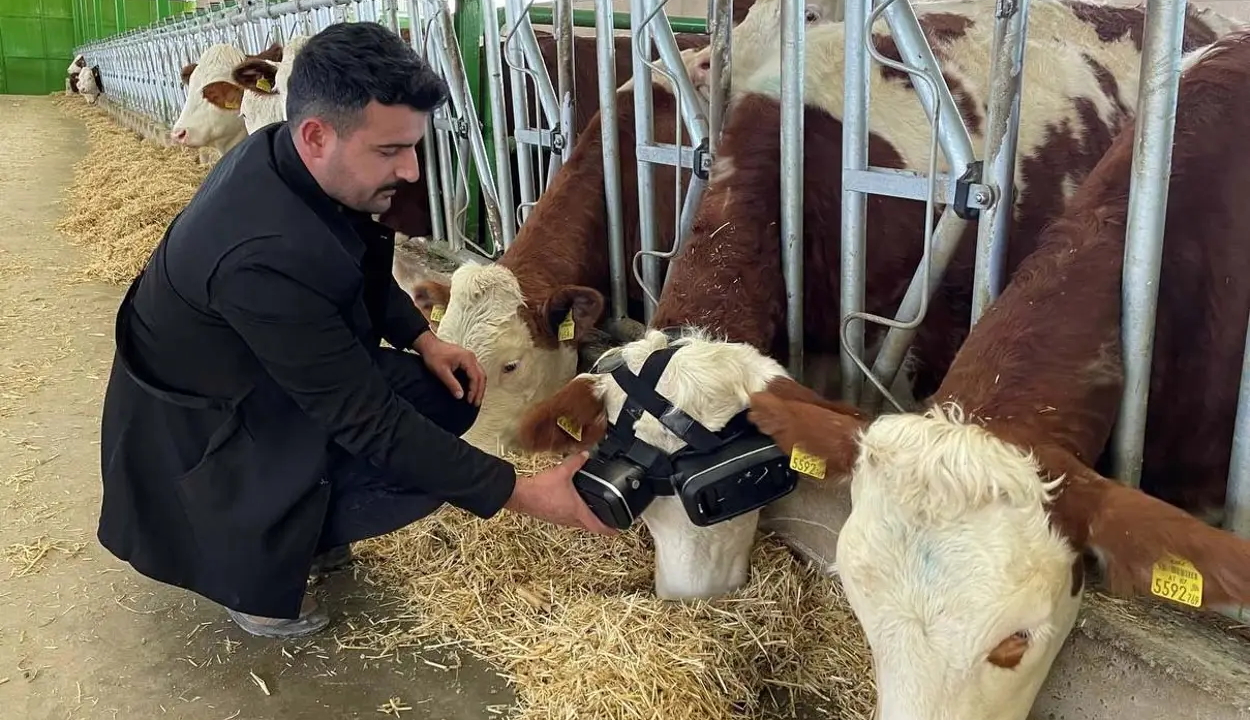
[0,0,90,95]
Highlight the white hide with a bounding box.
[77,65,99,104]
[171,44,248,153]
[834,403,1082,720]
[574,328,790,600]
[238,35,309,134]
[436,264,582,455]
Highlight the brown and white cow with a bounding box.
[738,28,1250,720]
[507,0,1242,603]
[171,42,284,155]
[424,0,845,458]
[77,64,102,105]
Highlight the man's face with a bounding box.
[317,101,426,214]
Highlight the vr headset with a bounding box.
[573,338,798,531]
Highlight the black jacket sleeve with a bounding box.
[207,244,516,519]
[382,275,430,351]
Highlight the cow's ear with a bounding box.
[411,280,452,326]
[747,377,868,481]
[255,40,284,63]
[232,58,279,95]
[202,80,245,111]
[181,62,197,86]
[515,375,607,453]
[1046,450,1250,612]
[539,286,605,346]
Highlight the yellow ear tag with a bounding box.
[1150,554,1203,608]
[223,98,240,110]
[558,310,575,342]
[256,77,273,92]
[789,445,827,480]
[557,416,582,441]
[429,304,445,322]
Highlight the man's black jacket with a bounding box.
[97,123,516,618]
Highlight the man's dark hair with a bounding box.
[286,22,449,134]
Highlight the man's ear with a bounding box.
[1046,450,1250,612]
[539,286,605,346]
[202,80,245,111]
[747,377,868,480]
[181,62,197,86]
[515,375,608,453]
[232,58,279,94]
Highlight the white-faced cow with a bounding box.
[171,42,284,158]
[77,63,102,104]
[739,27,1250,720]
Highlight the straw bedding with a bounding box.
[51,95,210,285]
[51,97,877,720]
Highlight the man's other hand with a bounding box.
[413,331,486,405]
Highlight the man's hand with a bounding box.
[505,452,619,536]
[413,330,486,406]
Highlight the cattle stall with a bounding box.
[63,0,1250,715]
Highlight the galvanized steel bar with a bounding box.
[970,0,1030,324]
[880,0,975,175]
[1225,315,1250,540]
[1112,0,1187,488]
[781,0,806,381]
[503,0,539,222]
[707,0,731,154]
[596,0,629,321]
[631,0,661,322]
[840,0,871,404]
[553,0,575,166]
[407,0,448,244]
[648,13,709,149]
[481,0,518,248]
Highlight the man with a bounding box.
[97,22,613,640]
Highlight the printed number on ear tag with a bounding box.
[789,446,827,480]
[256,77,273,92]
[430,305,446,322]
[1150,555,1203,608]
[557,416,582,441]
[558,311,576,342]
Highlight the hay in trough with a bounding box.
[51,95,209,285]
[346,451,876,720]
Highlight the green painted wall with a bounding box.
[0,0,77,95]
[0,0,194,95]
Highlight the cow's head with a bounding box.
[232,57,282,133]
[732,0,843,80]
[231,35,309,135]
[433,264,604,455]
[743,394,1250,720]
[77,64,100,103]
[515,328,864,600]
[171,44,253,151]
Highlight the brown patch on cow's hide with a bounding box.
[180,62,196,86]
[1063,1,1219,54]
[1082,54,1132,119]
[759,376,870,420]
[508,84,691,351]
[653,92,923,376]
[871,13,982,135]
[515,377,608,453]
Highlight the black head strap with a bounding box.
[608,347,725,453]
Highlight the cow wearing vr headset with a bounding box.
[520,26,1250,720]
